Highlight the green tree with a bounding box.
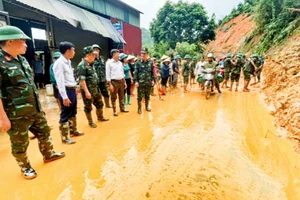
[150,0,216,49]
[174,42,197,58]
[142,28,153,46]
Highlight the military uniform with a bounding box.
[224,57,233,81]
[77,47,108,128]
[243,60,253,81]
[0,26,64,180]
[134,58,154,114]
[202,60,221,92]
[93,57,111,108]
[190,59,196,80]
[231,57,244,82]
[182,61,190,84]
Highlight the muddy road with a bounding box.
[0,86,300,200]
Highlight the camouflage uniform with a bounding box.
[77,58,107,127]
[231,57,245,82]
[134,58,154,113]
[190,61,196,79]
[254,59,262,80]
[224,58,233,81]
[93,57,111,107]
[243,60,253,81]
[0,49,63,174]
[182,61,190,84]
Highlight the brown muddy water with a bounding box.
[0,85,299,200]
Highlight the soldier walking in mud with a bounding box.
[251,54,263,85]
[182,55,191,92]
[77,46,109,128]
[190,56,197,85]
[54,41,84,145]
[229,53,245,92]
[0,25,65,179]
[92,44,112,108]
[106,49,129,116]
[222,53,235,88]
[134,48,155,114]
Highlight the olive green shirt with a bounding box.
[77,59,99,94]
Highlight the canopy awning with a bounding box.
[15,0,126,43]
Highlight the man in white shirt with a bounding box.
[53,41,83,145]
[106,49,129,116]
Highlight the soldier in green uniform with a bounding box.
[222,53,235,88]
[202,53,222,93]
[92,44,112,108]
[251,54,263,85]
[229,53,245,92]
[190,56,197,85]
[134,48,155,114]
[182,55,191,93]
[0,25,65,179]
[243,54,260,92]
[77,46,109,128]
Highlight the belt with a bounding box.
[66,86,76,90]
[111,79,123,82]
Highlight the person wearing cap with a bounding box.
[229,53,245,92]
[120,53,133,105]
[49,52,62,110]
[250,54,263,85]
[106,49,129,116]
[222,53,235,88]
[182,55,191,92]
[202,53,222,93]
[243,54,260,92]
[77,46,109,128]
[190,56,197,85]
[92,44,112,108]
[54,41,83,144]
[134,48,155,114]
[0,25,65,179]
[161,58,171,95]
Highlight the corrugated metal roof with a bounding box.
[15,0,126,43]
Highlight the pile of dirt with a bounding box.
[262,32,300,139]
[206,14,256,56]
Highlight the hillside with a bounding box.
[206,14,256,56]
[207,13,300,146]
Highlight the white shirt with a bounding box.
[106,58,125,81]
[195,61,206,75]
[53,55,77,100]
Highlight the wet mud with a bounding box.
[0,84,299,200]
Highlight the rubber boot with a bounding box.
[59,122,76,144]
[85,112,97,128]
[124,94,128,105]
[127,95,131,105]
[145,100,151,112]
[38,135,65,163]
[112,101,118,116]
[69,117,84,137]
[13,152,37,180]
[138,100,142,114]
[96,109,109,121]
[104,97,112,108]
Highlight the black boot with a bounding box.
[69,117,84,136]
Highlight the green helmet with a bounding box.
[226,53,232,58]
[251,54,259,58]
[53,52,61,58]
[175,55,181,59]
[92,44,102,50]
[192,56,197,61]
[83,46,96,55]
[184,55,191,59]
[0,25,31,41]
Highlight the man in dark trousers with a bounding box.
[0,25,65,179]
[54,41,84,145]
[106,49,129,116]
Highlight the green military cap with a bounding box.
[0,25,31,41]
[92,44,102,50]
[251,54,259,58]
[119,53,128,61]
[141,47,148,54]
[53,52,61,58]
[226,53,232,58]
[83,46,97,55]
[184,55,191,59]
[175,55,181,59]
[192,56,197,61]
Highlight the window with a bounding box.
[31,28,47,40]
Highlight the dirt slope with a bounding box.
[206,14,256,56]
